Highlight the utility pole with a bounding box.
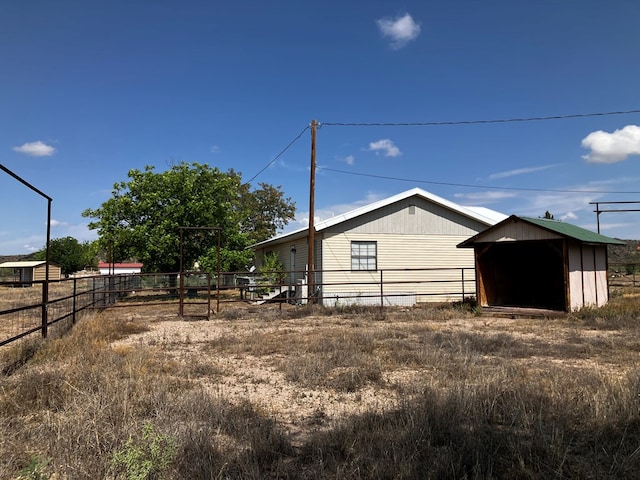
[308,119,317,304]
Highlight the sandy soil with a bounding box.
[109,303,636,445]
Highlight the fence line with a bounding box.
[1,267,479,347]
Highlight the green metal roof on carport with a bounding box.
[458,215,625,248]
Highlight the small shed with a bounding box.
[98,262,143,275]
[457,216,624,312]
[0,261,62,285]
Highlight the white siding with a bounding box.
[568,245,583,311]
[568,243,609,311]
[325,197,488,237]
[321,233,476,303]
[254,236,319,286]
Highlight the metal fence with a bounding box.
[609,262,640,288]
[6,262,637,348]
[1,267,478,348]
[0,275,139,347]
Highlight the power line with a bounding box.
[320,167,640,195]
[247,125,310,184]
[248,108,640,183]
[322,108,640,127]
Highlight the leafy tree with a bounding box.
[238,182,296,245]
[82,162,295,273]
[33,236,94,276]
[542,211,555,220]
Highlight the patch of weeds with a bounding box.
[16,454,51,480]
[109,422,176,480]
[221,308,245,320]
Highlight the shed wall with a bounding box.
[33,264,61,281]
[567,243,609,310]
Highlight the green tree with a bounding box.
[238,182,296,245]
[82,162,295,273]
[32,236,94,276]
[542,211,555,220]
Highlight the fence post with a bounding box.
[461,268,465,302]
[380,270,384,309]
[72,277,77,324]
[41,282,48,339]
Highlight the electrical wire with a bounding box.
[320,167,640,195]
[247,125,310,184]
[321,108,640,127]
[248,108,640,186]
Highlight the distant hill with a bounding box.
[0,254,36,264]
[608,240,640,266]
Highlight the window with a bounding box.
[351,241,377,271]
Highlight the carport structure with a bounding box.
[458,216,624,312]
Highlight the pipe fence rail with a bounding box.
[3,262,633,347]
[1,267,479,347]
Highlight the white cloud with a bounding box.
[488,164,558,180]
[12,140,56,157]
[344,155,355,165]
[376,13,421,49]
[559,211,578,221]
[50,219,69,227]
[210,145,221,154]
[581,125,640,164]
[368,138,402,157]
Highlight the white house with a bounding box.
[98,262,143,275]
[251,188,506,306]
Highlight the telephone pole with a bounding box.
[308,119,317,304]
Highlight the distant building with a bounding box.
[98,262,143,275]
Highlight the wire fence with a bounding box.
[3,262,636,348]
[0,267,477,347]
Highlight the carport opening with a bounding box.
[477,240,566,311]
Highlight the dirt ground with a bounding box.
[108,302,636,446]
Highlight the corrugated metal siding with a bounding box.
[474,220,563,243]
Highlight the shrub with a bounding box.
[109,422,176,480]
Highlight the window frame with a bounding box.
[350,241,377,271]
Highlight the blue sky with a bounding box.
[2,1,640,255]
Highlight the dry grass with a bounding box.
[1,294,640,478]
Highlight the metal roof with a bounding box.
[519,216,625,245]
[97,262,143,268]
[458,215,625,247]
[252,187,508,248]
[0,261,49,268]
